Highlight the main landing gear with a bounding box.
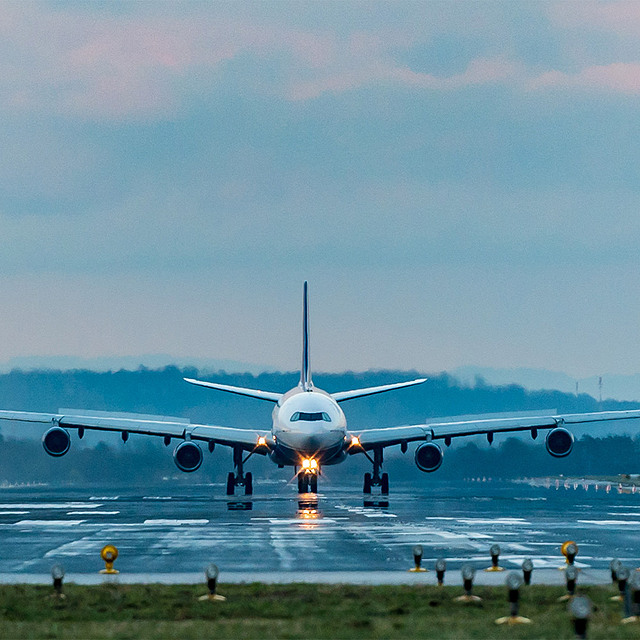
[363,446,389,494]
[226,446,253,496]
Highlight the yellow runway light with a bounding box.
[99,544,119,574]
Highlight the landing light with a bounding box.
[301,458,318,470]
[257,436,267,447]
[351,436,361,447]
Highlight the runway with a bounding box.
[0,479,638,582]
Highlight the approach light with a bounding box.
[50,564,65,599]
[435,558,446,585]
[558,564,578,601]
[99,545,119,575]
[455,565,481,603]
[522,558,534,585]
[495,572,531,625]
[568,595,592,639]
[612,565,630,602]
[409,545,426,573]
[622,571,640,623]
[486,543,504,572]
[198,563,226,602]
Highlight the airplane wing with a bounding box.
[183,378,281,402]
[332,378,427,402]
[352,409,640,450]
[0,409,272,452]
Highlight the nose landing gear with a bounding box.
[297,458,320,493]
[298,471,318,493]
[363,447,389,494]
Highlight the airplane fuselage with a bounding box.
[269,386,348,467]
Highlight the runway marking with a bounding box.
[14,520,85,526]
[143,519,209,526]
[578,520,640,526]
[0,503,102,509]
[67,511,120,515]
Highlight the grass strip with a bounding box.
[0,583,638,639]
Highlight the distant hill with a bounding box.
[453,366,640,402]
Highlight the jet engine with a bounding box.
[173,441,203,472]
[42,427,71,457]
[415,442,444,472]
[545,427,574,458]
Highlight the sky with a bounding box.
[1,0,640,379]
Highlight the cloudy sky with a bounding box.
[0,0,639,378]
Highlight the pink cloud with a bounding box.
[529,63,640,95]
[288,57,520,101]
[549,1,640,35]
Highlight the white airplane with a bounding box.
[1,282,640,496]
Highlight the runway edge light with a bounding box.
[408,545,427,572]
[99,545,119,574]
[568,595,592,639]
[495,572,531,625]
[435,558,446,585]
[50,564,65,599]
[610,558,622,584]
[485,544,504,572]
[522,558,534,585]
[560,540,578,568]
[612,565,630,602]
[621,571,640,623]
[454,565,481,603]
[198,563,227,602]
[558,565,579,602]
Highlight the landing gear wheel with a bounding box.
[309,474,318,493]
[363,472,372,494]
[226,472,236,496]
[244,472,253,496]
[381,472,389,494]
[298,473,308,493]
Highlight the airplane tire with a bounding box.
[363,472,372,494]
[309,474,318,493]
[381,472,389,494]
[226,472,236,496]
[298,473,308,493]
[244,472,253,496]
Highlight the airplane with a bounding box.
[1,281,640,496]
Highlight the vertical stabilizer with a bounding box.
[300,281,313,391]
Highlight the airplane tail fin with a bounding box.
[300,281,313,391]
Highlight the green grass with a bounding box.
[0,583,637,639]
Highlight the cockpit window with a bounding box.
[290,411,331,422]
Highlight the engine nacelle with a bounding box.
[173,441,203,472]
[42,427,71,457]
[415,442,444,472]
[545,427,574,458]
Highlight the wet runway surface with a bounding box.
[0,479,638,578]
